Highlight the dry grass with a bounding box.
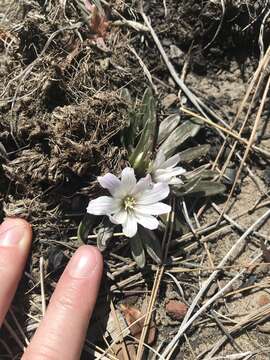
[1,0,270,359]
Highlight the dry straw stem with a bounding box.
[195,46,270,221]
[203,303,270,358]
[216,45,270,173]
[161,208,270,358]
[39,257,46,316]
[109,301,130,360]
[161,262,270,275]
[136,201,175,360]
[218,71,270,223]
[128,45,157,94]
[100,308,162,359]
[85,340,119,360]
[180,107,270,158]
[139,1,213,122]
[172,197,270,250]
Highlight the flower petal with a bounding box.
[137,183,170,205]
[135,213,159,230]
[132,174,153,196]
[98,173,121,196]
[135,202,171,215]
[120,167,137,196]
[87,196,120,215]
[122,214,138,238]
[110,209,127,225]
[154,167,186,183]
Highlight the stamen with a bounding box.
[123,196,136,211]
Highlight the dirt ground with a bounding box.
[1,0,270,359]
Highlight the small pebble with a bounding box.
[257,294,270,307]
[166,300,188,320]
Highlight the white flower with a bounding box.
[150,150,186,185]
[87,168,171,238]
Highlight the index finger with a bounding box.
[0,218,32,325]
[23,245,103,360]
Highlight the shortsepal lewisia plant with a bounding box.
[87,168,171,238]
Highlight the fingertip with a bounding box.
[67,245,103,279]
[0,217,32,249]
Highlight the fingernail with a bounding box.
[68,246,98,278]
[0,218,29,247]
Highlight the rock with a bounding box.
[162,94,178,109]
[170,45,184,59]
[166,300,188,320]
[120,304,156,344]
[257,294,270,307]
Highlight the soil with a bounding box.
[1,0,270,359]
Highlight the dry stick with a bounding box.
[210,310,242,353]
[215,44,270,164]
[195,46,270,220]
[162,263,270,274]
[139,0,265,147]
[170,257,265,360]
[258,8,270,60]
[136,268,164,360]
[173,198,270,248]
[219,68,267,177]
[129,334,166,360]
[140,4,210,121]
[136,202,175,360]
[211,202,270,242]
[217,47,270,175]
[217,74,270,224]
[128,45,157,94]
[224,280,270,298]
[194,213,228,312]
[214,46,270,185]
[102,309,164,359]
[85,340,119,360]
[161,208,270,359]
[204,303,270,359]
[39,257,46,316]
[180,107,270,158]
[110,301,130,360]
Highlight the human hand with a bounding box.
[0,218,103,359]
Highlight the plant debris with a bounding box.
[1,0,270,359]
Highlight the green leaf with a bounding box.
[158,113,180,144]
[96,219,115,251]
[184,165,218,180]
[178,144,210,163]
[159,118,202,157]
[129,88,157,176]
[130,233,146,268]
[139,227,162,264]
[172,176,202,196]
[77,213,97,244]
[120,109,139,151]
[173,179,226,198]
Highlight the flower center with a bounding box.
[123,196,136,211]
